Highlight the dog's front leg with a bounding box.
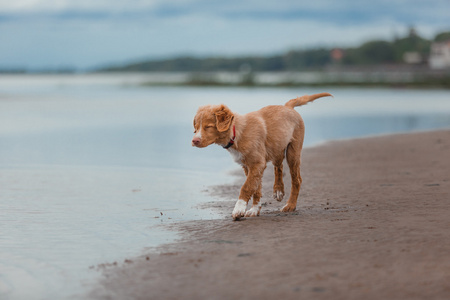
[231,199,248,221]
[242,165,249,177]
[232,163,265,220]
[244,182,262,217]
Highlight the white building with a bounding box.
[429,40,450,70]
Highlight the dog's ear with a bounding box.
[214,105,234,132]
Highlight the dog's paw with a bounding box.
[244,205,261,217]
[232,199,247,220]
[273,190,284,202]
[281,204,296,212]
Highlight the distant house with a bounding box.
[403,52,422,64]
[330,48,344,63]
[429,40,450,69]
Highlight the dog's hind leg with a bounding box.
[272,155,285,202]
[281,139,303,212]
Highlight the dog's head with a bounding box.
[192,104,234,148]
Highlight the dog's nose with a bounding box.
[192,137,201,146]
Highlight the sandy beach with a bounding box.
[90,130,450,300]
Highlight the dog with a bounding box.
[192,92,332,220]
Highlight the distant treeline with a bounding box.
[99,30,450,73]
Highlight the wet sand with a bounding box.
[90,130,450,300]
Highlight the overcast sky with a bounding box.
[1,0,449,70]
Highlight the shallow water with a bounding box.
[0,166,222,299]
[1,74,450,299]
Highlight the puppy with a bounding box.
[192,93,332,220]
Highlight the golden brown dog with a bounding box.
[192,92,332,220]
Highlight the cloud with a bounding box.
[0,0,159,14]
[1,0,447,23]
[0,0,449,69]
[1,0,449,28]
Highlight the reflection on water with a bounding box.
[0,75,450,299]
[304,113,450,146]
[0,166,223,299]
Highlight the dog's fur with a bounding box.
[192,93,332,220]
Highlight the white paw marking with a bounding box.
[244,204,261,217]
[273,190,284,202]
[281,204,296,212]
[232,199,247,220]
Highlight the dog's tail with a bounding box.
[285,92,333,109]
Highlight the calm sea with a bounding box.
[1,73,450,299]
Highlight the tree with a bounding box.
[434,31,450,42]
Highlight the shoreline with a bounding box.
[1,72,449,90]
[142,77,450,89]
[90,130,450,300]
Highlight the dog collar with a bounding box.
[223,125,236,149]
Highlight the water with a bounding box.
[1,74,450,299]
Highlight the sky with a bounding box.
[0,0,449,70]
